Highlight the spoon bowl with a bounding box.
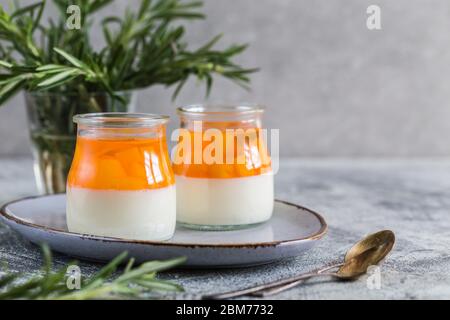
[337,230,395,279]
[345,230,395,262]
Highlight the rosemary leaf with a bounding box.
[0,245,185,300]
[0,0,257,104]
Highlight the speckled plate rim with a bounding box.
[0,195,328,249]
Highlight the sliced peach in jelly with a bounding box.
[172,126,271,179]
[68,136,174,190]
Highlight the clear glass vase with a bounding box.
[25,91,136,194]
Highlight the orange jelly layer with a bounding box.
[68,136,175,190]
[172,124,272,179]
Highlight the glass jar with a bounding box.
[67,113,176,241]
[173,104,274,230]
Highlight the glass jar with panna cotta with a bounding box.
[173,104,274,230]
[66,113,176,241]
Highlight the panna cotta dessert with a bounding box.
[173,104,274,230]
[67,113,176,241]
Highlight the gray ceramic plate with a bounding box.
[0,194,327,268]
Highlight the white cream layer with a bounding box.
[66,186,176,241]
[175,173,274,226]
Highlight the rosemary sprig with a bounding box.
[0,245,185,300]
[0,0,257,104]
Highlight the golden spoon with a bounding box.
[249,229,394,297]
[204,230,395,300]
[252,229,395,297]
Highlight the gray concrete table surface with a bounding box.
[1,158,449,300]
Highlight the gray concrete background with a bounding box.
[1,0,450,157]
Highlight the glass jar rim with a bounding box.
[73,112,169,128]
[177,103,265,117]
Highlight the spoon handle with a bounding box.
[251,272,336,297]
[251,262,344,297]
[203,263,343,300]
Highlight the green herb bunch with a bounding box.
[0,0,256,103]
[0,245,185,300]
[0,0,257,194]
